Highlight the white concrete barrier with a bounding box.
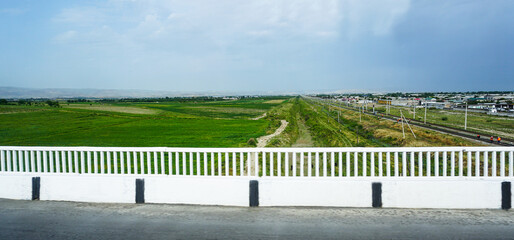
[0,174,32,200]
[40,175,135,203]
[145,176,249,206]
[259,178,372,207]
[382,178,506,209]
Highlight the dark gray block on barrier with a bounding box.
[372,182,382,208]
[249,180,259,207]
[136,179,145,204]
[502,182,511,210]
[32,177,40,200]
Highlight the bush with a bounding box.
[441,117,448,121]
[247,138,257,147]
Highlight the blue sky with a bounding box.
[0,0,513,93]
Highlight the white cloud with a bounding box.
[53,30,78,43]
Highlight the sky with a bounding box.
[0,0,513,93]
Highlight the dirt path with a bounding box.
[292,116,314,147]
[256,120,289,147]
[251,112,267,120]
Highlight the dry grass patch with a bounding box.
[263,100,285,104]
[64,104,158,115]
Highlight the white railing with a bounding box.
[0,146,513,178]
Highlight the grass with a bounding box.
[0,98,288,147]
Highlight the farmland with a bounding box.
[0,96,486,148]
[0,98,286,147]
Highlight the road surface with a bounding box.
[1,199,514,239]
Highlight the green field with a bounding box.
[0,98,287,147]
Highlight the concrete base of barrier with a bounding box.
[259,178,372,207]
[40,175,135,203]
[145,176,249,206]
[382,179,504,209]
[0,175,32,200]
[0,174,512,209]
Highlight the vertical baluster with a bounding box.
[308,152,312,177]
[100,151,104,174]
[285,152,289,177]
[24,150,29,172]
[270,152,274,177]
[13,150,18,172]
[240,152,244,176]
[126,152,131,174]
[394,152,398,177]
[483,151,488,177]
[427,152,431,177]
[57,151,63,173]
[196,152,200,176]
[74,151,78,173]
[402,152,407,177]
[35,151,40,173]
[450,151,455,177]
[254,152,259,177]
[467,151,471,177]
[410,152,415,177]
[435,152,440,177]
[167,152,172,175]
[246,152,251,176]
[31,151,36,173]
[42,151,47,173]
[363,152,367,177]
[147,152,152,175]
[473,151,479,176]
[49,151,54,173]
[133,151,139,174]
[293,152,298,177]
[500,151,505,177]
[107,152,112,174]
[161,152,165,175]
[111,151,117,174]
[113,151,118,174]
[301,152,306,177]
[458,151,463,177]
[190,152,194,176]
[492,151,497,177]
[87,151,92,174]
[217,152,222,176]
[153,152,158,175]
[278,152,282,177]
[354,152,359,177]
[418,152,422,177]
[7,150,13,172]
[263,152,267,177]
[94,151,99,174]
[331,152,335,177]
[386,152,391,177]
[80,151,85,174]
[183,152,187,175]
[0,150,4,172]
[347,152,351,177]
[67,151,72,173]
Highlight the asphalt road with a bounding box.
[1,199,514,240]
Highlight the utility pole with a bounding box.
[413,105,416,119]
[359,105,362,122]
[424,102,427,124]
[400,110,406,139]
[464,102,468,130]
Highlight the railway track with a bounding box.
[305,97,514,147]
